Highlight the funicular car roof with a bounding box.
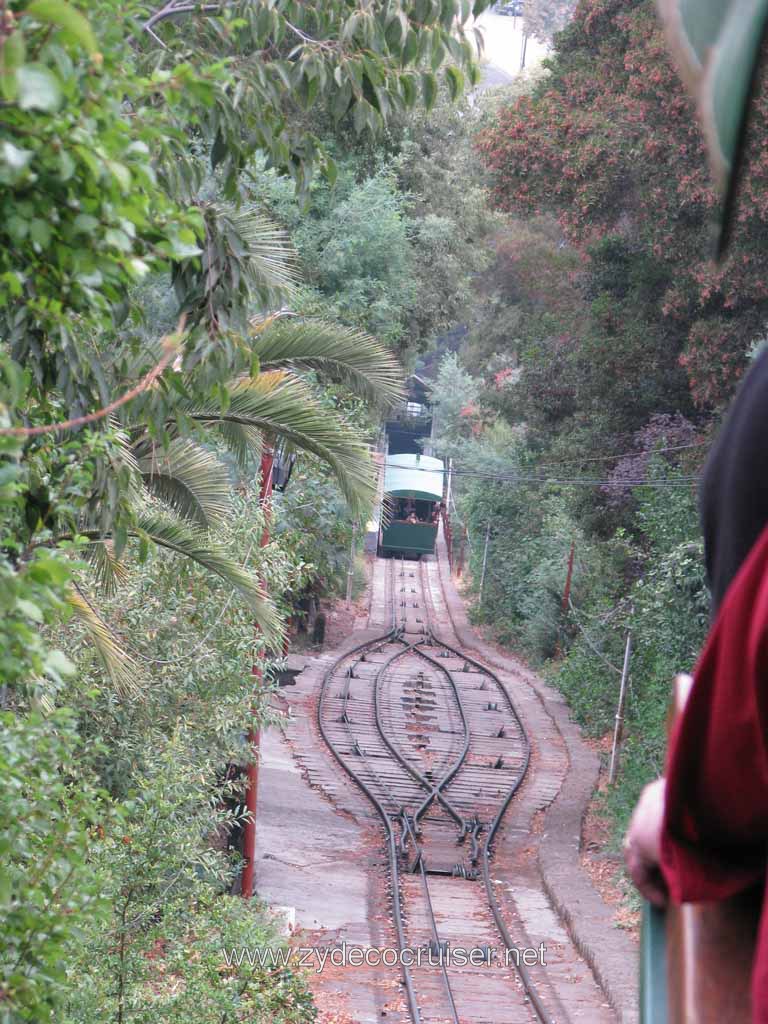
[384,453,444,502]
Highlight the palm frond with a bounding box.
[229,206,300,301]
[67,588,139,697]
[85,541,130,598]
[133,512,282,646]
[185,372,378,515]
[207,420,263,473]
[254,319,405,409]
[137,439,231,528]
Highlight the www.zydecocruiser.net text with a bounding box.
[222,941,548,972]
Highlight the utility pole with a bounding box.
[520,31,528,71]
[479,523,491,605]
[241,447,275,900]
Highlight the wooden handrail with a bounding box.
[642,674,759,1022]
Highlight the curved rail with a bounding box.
[374,641,469,827]
[317,556,556,1024]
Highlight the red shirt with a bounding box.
[661,522,768,1019]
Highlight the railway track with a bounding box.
[317,556,558,1024]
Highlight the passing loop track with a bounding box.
[317,555,557,1024]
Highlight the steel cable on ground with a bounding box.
[566,595,624,675]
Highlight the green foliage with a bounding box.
[303,172,417,346]
[0,0,200,412]
[556,475,708,840]
[250,88,496,357]
[476,0,768,410]
[2,0,493,1015]
[272,466,358,603]
[429,345,709,854]
[0,710,109,1023]
[430,352,481,444]
[43,489,319,1019]
[1,0,481,568]
[58,738,314,1023]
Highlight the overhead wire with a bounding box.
[388,460,699,488]
[526,439,708,469]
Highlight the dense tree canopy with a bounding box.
[477,0,768,410]
[0,2,492,1019]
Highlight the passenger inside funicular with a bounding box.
[395,498,434,524]
[624,349,768,1020]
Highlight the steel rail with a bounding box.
[318,652,423,1020]
[373,642,469,827]
[423,571,557,1024]
[386,561,466,1024]
[329,561,462,1024]
[317,560,429,1023]
[317,556,556,1024]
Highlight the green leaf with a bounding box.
[445,65,464,101]
[162,237,203,260]
[254,318,404,409]
[421,70,437,111]
[402,28,419,65]
[1,31,26,74]
[104,228,132,252]
[73,213,99,233]
[0,141,33,173]
[16,64,62,111]
[137,439,231,528]
[185,370,383,516]
[66,591,136,695]
[132,512,282,645]
[0,70,18,102]
[659,0,768,237]
[30,219,52,247]
[16,598,43,623]
[400,72,417,107]
[26,0,98,55]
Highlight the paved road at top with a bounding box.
[472,8,550,87]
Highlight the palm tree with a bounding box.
[73,316,403,690]
[61,200,404,690]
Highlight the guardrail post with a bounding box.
[608,630,632,785]
[456,525,467,578]
[479,523,491,605]
[561,540,575,613]
[346,521,357,607]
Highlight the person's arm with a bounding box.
[625,777,669,906]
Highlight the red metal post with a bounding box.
[561,540,575,613]
[241,448,274,899]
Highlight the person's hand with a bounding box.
[623,777,669,907]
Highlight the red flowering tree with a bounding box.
[477,0,768,409]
